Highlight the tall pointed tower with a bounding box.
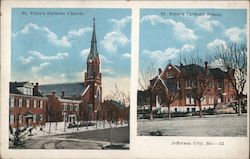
[85,18,102,118]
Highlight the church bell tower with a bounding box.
[85,18,102,117]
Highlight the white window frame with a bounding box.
[75,104,79,111]
[10,115,14,124]
[33,114,36,123]
[10,97,15,107]
[18,98,22,108]
[26,99,30,108]
[63,104,67,111]
[33,99,37,108]
[19,115,22,123]
[40,100,43,108]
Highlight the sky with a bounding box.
[139,9,247,72]
[11,8,131,98]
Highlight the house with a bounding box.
[146,62,236,113]
[9,82,47,128]
[39,85,82,125]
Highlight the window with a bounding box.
[10,115,14,124]
[19,115,22,123]
[186,95,195,105]
[174,108,177,112]
[70,104,73,111]
[218,97,221,103]
[187,108,190,113]
[18,98,22,108]
[10,97,15,107]
[33,114,36,123]
[201,96,206,104]
[167,71,173,78]
[209,96,214,104]
[192,108,196,112]
[40,100,43,108]
[186,80,192,88]
[40,114,43,121]
[33,99,37,108]
[217,82,222,89]
[63,104,67,111]
[75,104,79,111]
[176,81,180,89]
[26,99,30,108]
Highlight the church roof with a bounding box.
[39,82,85,97]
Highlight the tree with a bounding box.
[9,114,32,149]
[182,54,213,118]
[138,63,157,119]
[210,43,247,115]
[138,62,157,91]
[151,76,179,118]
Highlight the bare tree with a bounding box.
[151,77,179,118]
[210,43,247,115]
[182,54,213,118]
[138,62,157,91]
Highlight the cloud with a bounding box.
[13,23,92,47]
[206,39,227,50]
[100,31,129,52]
[101,67,115,76]
[100,55,112,63]
[224,26,246,43]
[29,50,68,61]
[209,58,224,69]
[141,15,197,41]
[31,62,49,73]
[192,15,222,32]
[80,48,90,58]
[19,56,34,64]
[109,16,131,30]
[67,27,92,38]
[122,53,131,58]
[143,44,194,64]
[101,16,131,53]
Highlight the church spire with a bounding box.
[88,18,98,60]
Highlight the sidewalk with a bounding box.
[29,121,128,138]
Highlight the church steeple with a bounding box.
[88,18,98,60]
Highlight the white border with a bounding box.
[1,1,249,159]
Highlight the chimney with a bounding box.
[52,91,56,97]
[34,82,39,94]
[158,68,162,75]
[204,61,208,69]
[61,91,65,98]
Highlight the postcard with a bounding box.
[1,1,249,159]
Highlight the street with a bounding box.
[138,114,247,136]
[25,126,129,149]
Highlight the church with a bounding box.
[38,19,126,125]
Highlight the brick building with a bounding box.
[9,82,47,128]
[139,62,236,113]
[39,82,84,124]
